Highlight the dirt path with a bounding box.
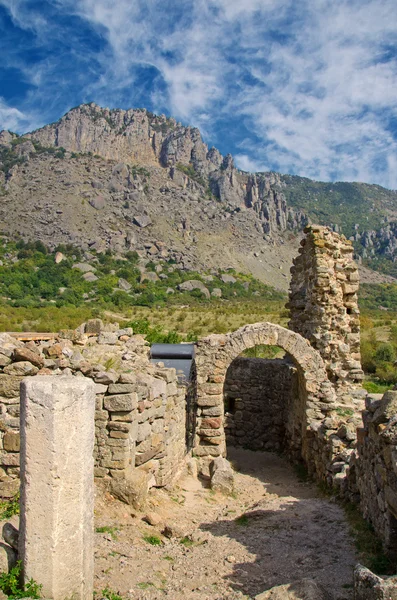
[94,449,358,600]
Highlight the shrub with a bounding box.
[0,561,42,599]
[375,343,396,363]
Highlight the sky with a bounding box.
[0,0,397,189]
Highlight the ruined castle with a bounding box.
[0,225,396,562]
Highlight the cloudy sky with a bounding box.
[0,0,397,188]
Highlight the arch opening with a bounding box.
[223,351,300,455]
[194,322,336,479]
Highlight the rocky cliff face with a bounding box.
[1,102,397,287]
[24,103,307,241]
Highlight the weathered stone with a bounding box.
[2,523,18,550]
[143,512,162,526]
[19,377,95,600]
[108,383,136,394]
[0,479,19,498]
[3,431,20,452]
[373,391,397,425]
[104,393,138,412]
[135,445,163,466]
[162,522,188,539]
[209,456,234,495]
[0,376,22,398]
[3,362,39,376]
[12,348,44,368]
[94,371,118,384]
[133,215,152,228]
[97,332,118,345]
[353,564,397,599]
[85,319,103,334]
[0,354,11,367]
[109,471,148,509]
[0,542,17,573]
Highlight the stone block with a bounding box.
[135,445,163,466]
[0,453,19,467]
[354,564,397,599]
[19,376,95,600]
[109,471,149,509]
[373,391,397,425]
[196,395,222,407]
[137,422,152,443]
[108,383,136,394]
[110,411,134,422]
[3,432,20,452]
[0,376,23,399]
[104,393,138,412]
[12,348,44,368]
[152,378,167,398]
[97,332,118,345]
[0,479,19,498]
[85,319,103,334]
[210,457,234,495]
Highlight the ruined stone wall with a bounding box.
[288,225,364,404]
[223,357,298,452]
[354,391,397,552]
[193,321,352,481]
[0,321,186,497]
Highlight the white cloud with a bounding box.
[0,97,31,132]
[1,0,397,187]
[234,154,270,173]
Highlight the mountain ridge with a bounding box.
[1,102,397,288]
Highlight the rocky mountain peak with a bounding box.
[1,103,397,286]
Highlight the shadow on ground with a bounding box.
[199,447,356,600]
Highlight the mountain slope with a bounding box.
[1,102,397,288]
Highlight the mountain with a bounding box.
[0,102,397,290]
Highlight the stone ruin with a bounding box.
[1,225,397,597]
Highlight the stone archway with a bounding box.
[193,322,337,479]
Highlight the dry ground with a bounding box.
[94,449,357,600]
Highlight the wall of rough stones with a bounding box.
[354,390,397,553]
[223,357,298,452]
[0,319,186,497]
[193,321,350,481]
[288,225,364,405]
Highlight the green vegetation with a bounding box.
[0,492,20,520]
[335,407,354,418]
[128,319,182,343]
[180,536,194,547]
[143,534,162,546]
[242,344,285,359]
[0,145,26,174]
[278,175,391,238]
[137,582,155,590]
[95,526,119,540]
[0,237,285,333]
[100,587,124,600]
[343,501,394,574]
[360,283,397,312]
[235,513,250,526]
[176,163,207,187]
[0,561,42,599]
[358,289,397,389]
[130,164,150,178]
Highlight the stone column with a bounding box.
[19,377,95,600]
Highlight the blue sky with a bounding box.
[1,0,397,188]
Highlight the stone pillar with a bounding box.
[19,377,95,600]
[288,225,364,401]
